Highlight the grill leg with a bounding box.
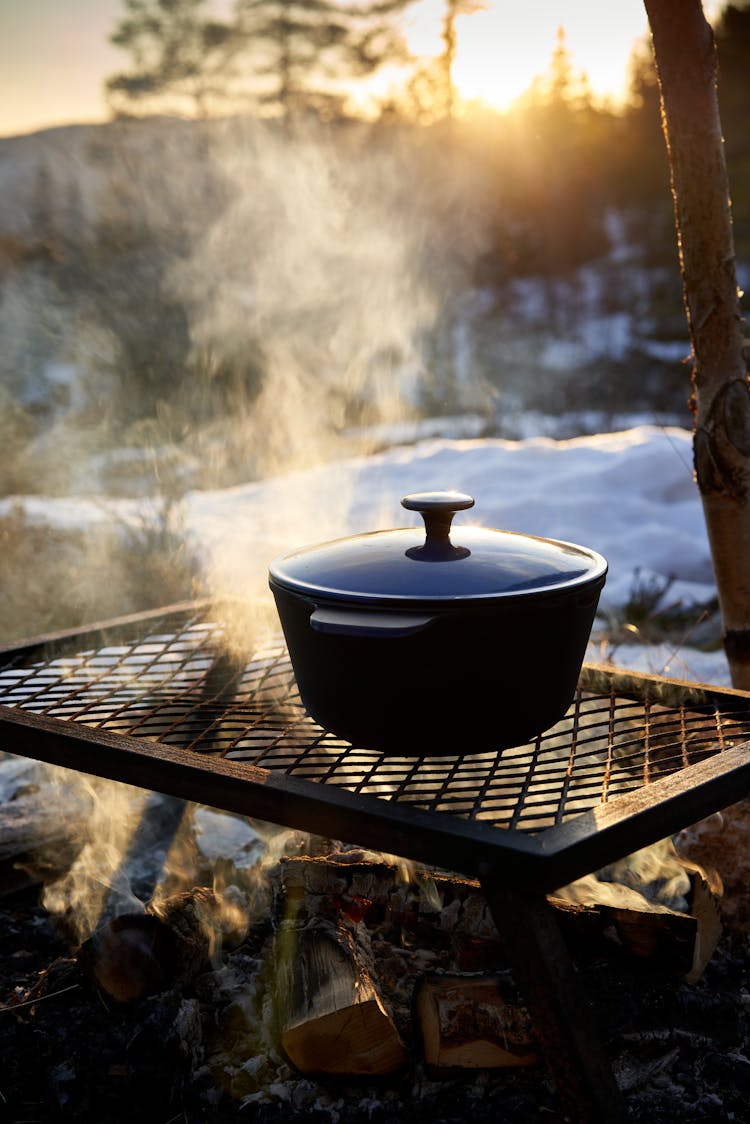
[478,864,627,1124]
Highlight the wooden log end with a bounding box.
[275,920,407,1077]
[415,974,539,1072]
[80,913,175,1003]
[282,996,408,1076]
[685,868,723,983]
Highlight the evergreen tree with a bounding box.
[437,0,484,121]
[502,28,610,274]
[106,0,241,117]
[107,0,414,120]
[619,9,750,263]
[234,0,414,118]
[714,1,750,131]
[713,2,750,258]
[622,39,670,201]
[236,0,353,117]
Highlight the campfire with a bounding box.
[3,603,750,1121]
[2,759,749,1122]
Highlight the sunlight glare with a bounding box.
[406,0,652,112]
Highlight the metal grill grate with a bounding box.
[3,606,750,835]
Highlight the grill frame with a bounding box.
[2,599,750,892]
[3,599,748,1122]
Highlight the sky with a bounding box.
[0,0,661,139]
[1,0,123,138]
[408,0,652,111]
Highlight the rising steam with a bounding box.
[8,114,490,943]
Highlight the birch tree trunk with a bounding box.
[644,0,750,688]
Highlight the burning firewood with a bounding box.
[80,913,175,1004]
[274,917,408,1076]
[277,853,720,982]
[276,854,499,946]
[0,759,91,895]
[414,972,538,1071]
[272,861,408,1078]
[551,846,722,983]
[79,886,245,1004]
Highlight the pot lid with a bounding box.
[269,491,607,606]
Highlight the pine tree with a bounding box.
[713,2,750,258]
[107,0,414,119]
[437,0,485,121]
[106,0,241,117]
[506,28,609,274]
[234,0,414,118]
[236,0,352,117]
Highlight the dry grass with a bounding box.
[0,501,203,645]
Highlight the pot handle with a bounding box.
[310,606,434,638]
[402,491,474,544]
[402,491,474,561]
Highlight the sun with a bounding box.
[452,18,562,111]
[405,0,653,113]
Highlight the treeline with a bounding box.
[101,0,750,265]
[106,0,424,120]
[1,2,749,484]
[465,4,750,277]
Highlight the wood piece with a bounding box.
[274,918,407,1076]
[677,797,750,935]
[150,885,247,973]
[279,855,512,940]
[682,863,723,984]
[552,845,722,981]
[0,760,91,865]
[79,886,232,1003]
[278,855,718,980]
[414,972,538,1071]
[550,884,698,976]
[81,913,175,1004]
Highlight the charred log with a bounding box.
[78,886,236,1003]
[80,913,176,1004]
[0,768,91,894]
[277,855,720,981]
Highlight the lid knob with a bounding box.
[402,492,474,560]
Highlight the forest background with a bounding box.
[1,0,749,643]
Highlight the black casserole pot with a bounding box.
[269,492,607,756]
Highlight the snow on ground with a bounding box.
[186,424,711,607]
[591,641,730,687]
[1,423,728,685]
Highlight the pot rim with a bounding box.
[269,492,608,607]
[269,537,608,609]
